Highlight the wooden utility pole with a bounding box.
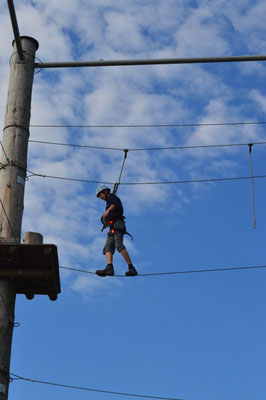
[0,36,39,400]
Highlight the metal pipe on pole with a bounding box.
[6,0,24,61]
[34,54,266,69]
[0,36,39,400]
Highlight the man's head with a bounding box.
[96,185,111,200]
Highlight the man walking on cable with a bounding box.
[95,185,138,277]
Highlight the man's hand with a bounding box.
[102,210,109,220]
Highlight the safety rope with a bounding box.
[113,149,128,194]
[248,144,256,229]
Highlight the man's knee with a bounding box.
[103,247,115,255]
[117,244,126,253]
[103,237,115,254]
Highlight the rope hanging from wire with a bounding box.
[248,144,256,229]
[113,149,128,194]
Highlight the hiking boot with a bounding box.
[96,264,114,277]
[125,265,138,276]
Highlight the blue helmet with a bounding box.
[96,184,111,197]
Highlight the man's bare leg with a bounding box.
[105,252,113,265]
[121,249,132,265]
[121,249,138,276]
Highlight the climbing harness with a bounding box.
[108,216,133,240]
[101,215,133,240]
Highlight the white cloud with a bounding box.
[71,272,122,298]
[174,6,230,57]
[250,89,266,113]
[228,1,266,51]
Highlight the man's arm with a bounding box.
[102,204,116,220]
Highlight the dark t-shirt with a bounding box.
[106,193,124,221]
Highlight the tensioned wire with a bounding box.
[10,372,183,400]
[29,120,266,128]
[26,140,264,188]
[59,265,266,277]
[28,139,266,152]
[25,171,266,186]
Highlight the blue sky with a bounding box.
[0,1,266,399]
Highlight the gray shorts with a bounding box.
[103,220,126,254]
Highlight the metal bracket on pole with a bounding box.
[7,0,24,62]
[34,54,266,69]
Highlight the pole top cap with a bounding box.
[12,36,39,50]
